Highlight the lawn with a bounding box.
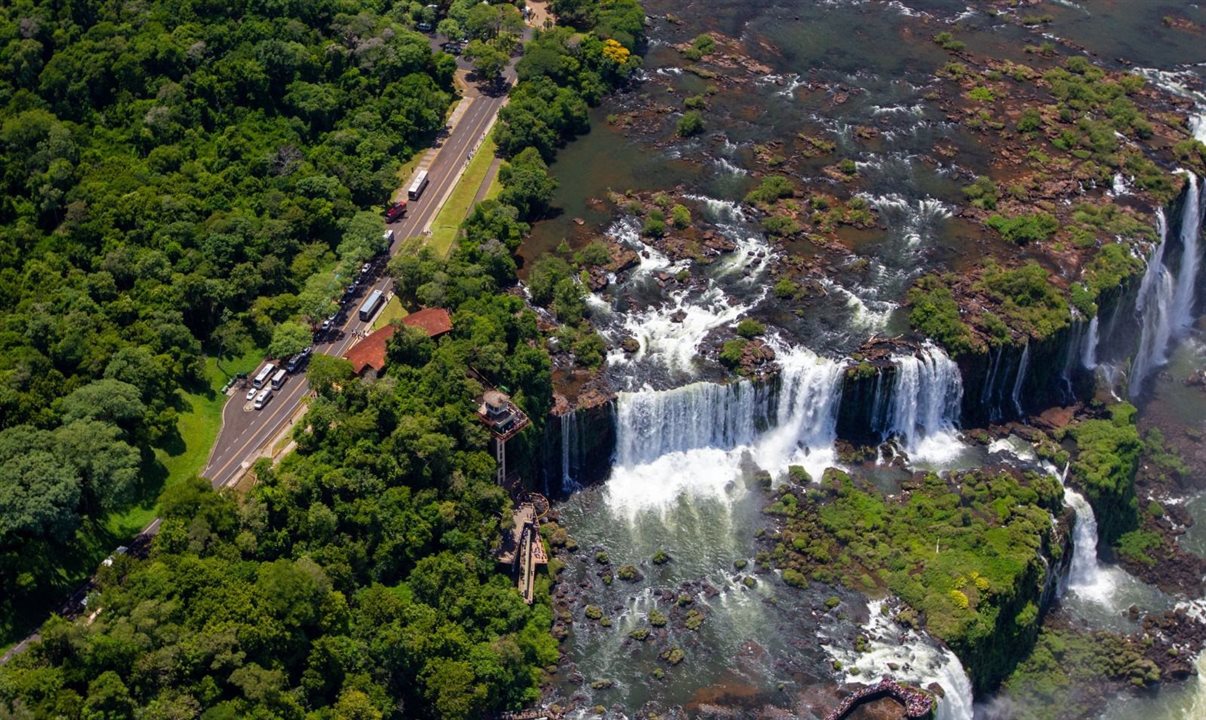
[372,294,407,331]
[484,167,503,200]
[107,346,263,536]
[427,135,499,257]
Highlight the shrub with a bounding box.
[642,210,666,237]
[907,276,979,355]
[745,175,795,205]
[774,277,801,299]
[574,240,613,267]
[762,215,799,236]
[719,338,747,367]
[1116,530,1161,567]
[677,110,704,137]
[963,176,999,210]
[986,212,1059,245]
[967,86,996,102]
[670,204,691,229]
[736,319,765,338]
[933,31,965,51]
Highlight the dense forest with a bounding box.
[0,0,455,639]
[1,0,645,716]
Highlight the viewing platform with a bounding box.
[824,676,935,720]
[477,389,531,441]
[496,500,547,605]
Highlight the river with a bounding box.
[530,0,1206,717]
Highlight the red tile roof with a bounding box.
[403,307,454,338]
[342,307,453,376]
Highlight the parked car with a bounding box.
[246,386,258,401]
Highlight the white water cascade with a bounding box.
[1061,482,1115,604]
[1010,340,1030,416]
[1130,209,1175,396]
[825,599,974,720]
[614,379,770,467]
[1130,174,1206,396]
[606,350,844,516]
[877,343,964,461]
[560,412,581,493]
[1171,171,1201,335]
[1081,315,1099,370]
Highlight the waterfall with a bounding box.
[1129,210,1174,396]
[1171,171,1201,335]
[560,412,581,493]
[607,350,844,514]
[614,380,770,467]
[825,599,974,720]
[934,650,976,720]
[1010,340,1030,416]
[875,343,963,459]
[1081,315,1099,370]
[753,351,845,476]
[1064,487,1110,597]
[1129,177,1205,397]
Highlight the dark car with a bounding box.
[384,200,408,222]
[285,347,312,373]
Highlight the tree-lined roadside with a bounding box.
[1,1,650,717]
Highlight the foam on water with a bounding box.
[614,283,764,374]
[825,599,974,720]
[861,193,953,248]
[819,278,898,331]
[607,348,845,516]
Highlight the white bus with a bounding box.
[407,170,429,200]
[359,289,385,322]
[254,388,273,410]
[271,368,288,389]
[252,363,276,388]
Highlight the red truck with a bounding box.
[384,200,408,222]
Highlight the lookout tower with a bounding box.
[477,390,530,484]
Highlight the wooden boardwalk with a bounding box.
[497,502,547,604]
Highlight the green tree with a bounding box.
[498,147,558,220]
[83,671,136,720]
[54,420,139,515]
[307,355,355,397]
[59,380,147,439]
[269,321,313,360]
[438,18,464,40]
[0,447,81,547]
[464,40,509,86]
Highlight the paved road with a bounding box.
[202,69,512,490]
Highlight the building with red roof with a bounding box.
[343,307,453,378]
